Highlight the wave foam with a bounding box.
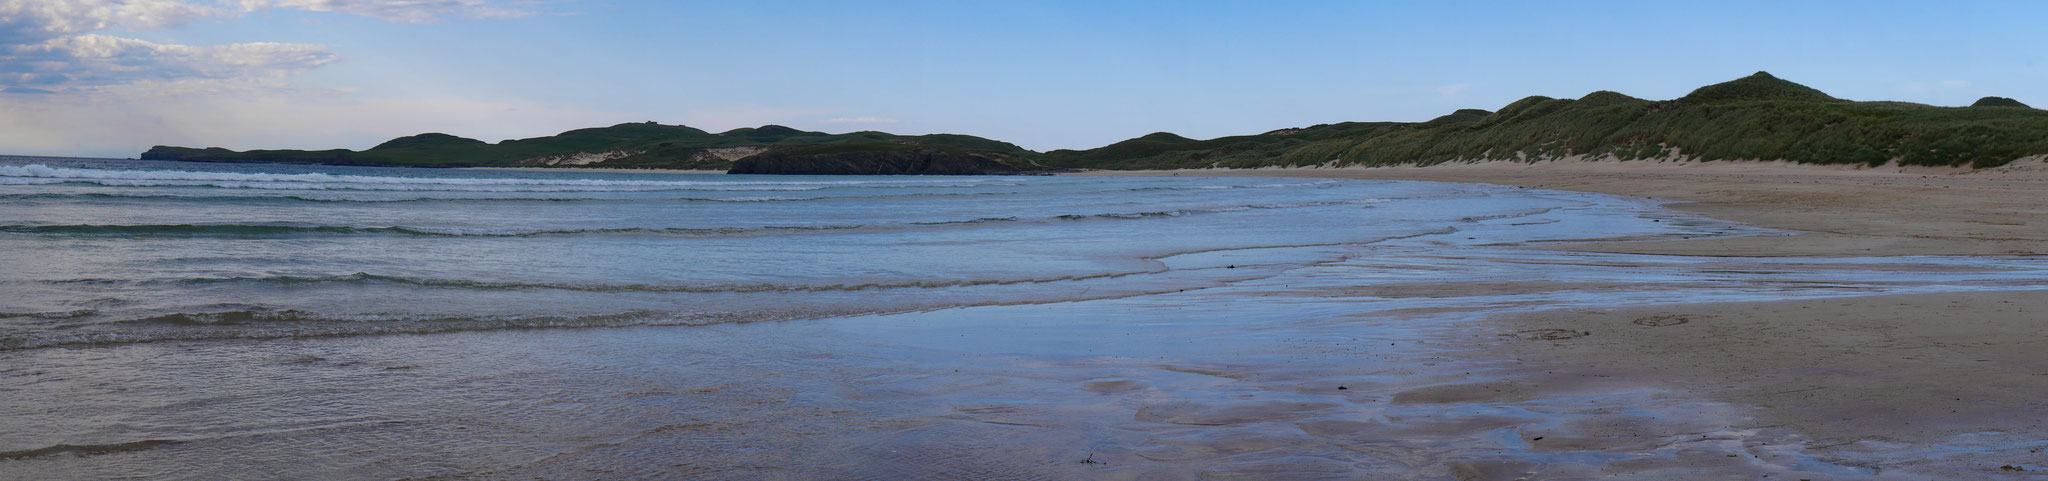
[0,439,183,460]
[0,192,822,203]
[0,223,871,238]
[0,164,999,192]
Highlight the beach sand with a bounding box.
[10,160,2045,479]
[1088,158,2048,257]
[1083,160,2048,477]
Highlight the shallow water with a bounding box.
[1,157,1680,350]
[3,157,2046,479]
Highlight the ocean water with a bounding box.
[0,157,1728,350]
[5,157,2046,479]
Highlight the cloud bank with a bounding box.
[232,0,541,23]
[0,0,220,45]
[0,0,547,93]
[0,89,629,157]
[6,34,335,89]
[0,0,576,157]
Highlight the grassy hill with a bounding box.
[1973,96,2033,108]
[142,72,2048,171]
[143,122,1034,170]
[1041,71,2048,170]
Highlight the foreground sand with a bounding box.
[1085,158,2048,257]
[11,160,2045,478]
[1085,160,2048,476]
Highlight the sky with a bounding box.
[2,0,2045,158]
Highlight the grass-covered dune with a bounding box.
[142,123,1035,170]
[142,72,2048,171]
[1041,72,2048,170]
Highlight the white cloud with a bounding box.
[0,0,544,40]
[1432,83,1470,98]
[0,87,631,157]
[4,34,335,88]
[823,116,899,124]
[0,0,574,157]
[0,0,550,92]
[232,0,545,23]
[0,0,221,45]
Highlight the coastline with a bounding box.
[1076,157,2048,257]
[8,159,2047,477]
[1083,160,2048,476]
[465,166,728,174]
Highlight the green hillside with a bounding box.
[141,72,2048,171]
[1973,96,2032,108]
[1041,71,2048,170]
[142,122,1034,170]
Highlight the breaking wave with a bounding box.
[1,201,1362,238]
[0,164,1001,192]
[52,269,1165,293]
[0,192,824,203]
[0,223,874,238]
[0,440,184,460]
[0,310,792,351]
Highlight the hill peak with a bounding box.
[1137,132,1194,143]
[1679,71,1838,104]
[369,133,485,151]
[1576,90,1645,108]
[1421,108,1493,128]
[1972,96,2032,108]
[722,125,814,137]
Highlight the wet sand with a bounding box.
[1086,159,2048,477]
[1085,157,2048,257]
[1496,290,2048,476]
[10,161,2048,479]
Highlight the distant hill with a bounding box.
[142,122,1035,170]
[1677,71,1840,103]
[1972,96,2032,108]
[1038,71,2048,170]
[141,72,2048,172]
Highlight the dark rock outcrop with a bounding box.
[728,149,1022,175]
[140,146,215,160]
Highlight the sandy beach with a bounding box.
[7,158,2047,479]
[1085,157,2048,257]
[1086,160,2048,477]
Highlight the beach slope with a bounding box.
[1083,160,2048,476]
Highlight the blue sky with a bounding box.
[3,0,2044,158]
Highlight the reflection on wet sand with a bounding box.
[7,238,2042,479]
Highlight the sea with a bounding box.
[4,156,2045,479]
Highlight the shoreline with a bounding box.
[465,166,727,174]
[1075,157,2048,257]
[8,159,2046,477]
[1084,160,2048,476]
